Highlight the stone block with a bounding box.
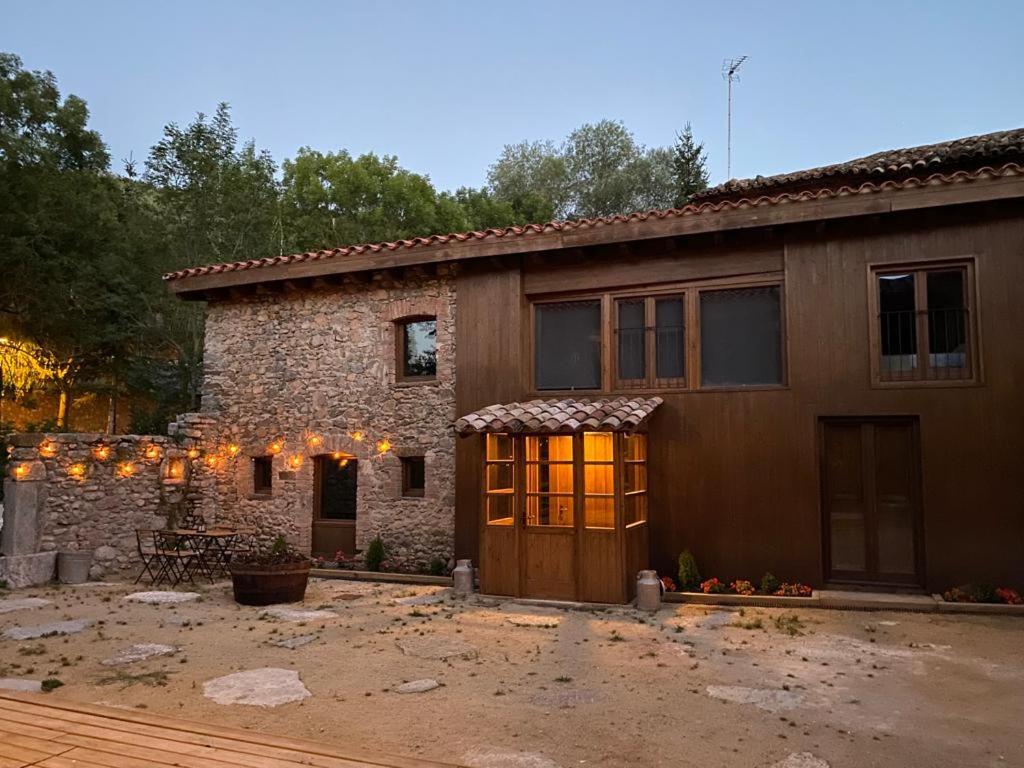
[1,480,43,556]
[0,552,57,588]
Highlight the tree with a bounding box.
[671,123,710,206]
[486,140,568,222]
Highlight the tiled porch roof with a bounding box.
[454,397,663,435]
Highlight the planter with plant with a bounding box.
[228,535,310,606]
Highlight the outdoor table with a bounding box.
[173,527,239,581]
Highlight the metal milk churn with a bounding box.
[453,559,474,594]
[636,569,662,611]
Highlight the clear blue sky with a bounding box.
[4,1,1023,191]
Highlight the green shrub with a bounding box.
[677,550,701,592]
[760,571,780,595]
[428,556,446,576]
[365,536,386,572]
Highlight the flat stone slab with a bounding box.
[101,643,179,666]
[706,684,803,712]
[0,597,51,614]
[463,748,559,768]
[261,606,338,622]
[125,591,201,605]
[203,668,311,707]
[4,619,92,640]
[0,678,43,693]
[771,753,830,768]
[394,591,447,606]
[505,613,561,628]
[396,678,440,694]
[396,635,478,661]
[0,552,57,588]
[274,634,317,649]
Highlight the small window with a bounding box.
[623,433,647,527]
[252,456,273,494]
[700,286,783,387]
[397,317,437,379]
[401,456,425,498]
[485,434,514,526]
[535,300,602,390]
[874,263,975,383]
[615,294,685,388]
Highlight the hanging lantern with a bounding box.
[267,439,284,455]
[205,454,220,469]
[287,453,304,470]
[306,434,322,449]
[67,463,87,480]
[350,430,365,443]
[226,444,241,458]
[117,462,136,478]
[93,444,111,461]
[38,440,58,458]
[143,444,161,461]
[376,438,391,455]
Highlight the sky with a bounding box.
[4,1,1023,192]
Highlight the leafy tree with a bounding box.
[487,140,568,222]
[442,187,518,231]
[671,123,710,206]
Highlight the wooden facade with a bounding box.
[456,200,1024,595]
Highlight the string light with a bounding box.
[68,463,86,480]
[167,458,185,480]
[267,440,284,455]
[306,434,322,449]
[338,458,349,468]
[38,440,57,458]
[205,454,220,469]
[144,445,160,460]
[287,454,304,470]
[376,438,391,455]
[226,444,241,458]
[93,444,110,461]
[187,447,201,460]
[13,464,29,480]
[117,462,136,478]
[350,431,365,443]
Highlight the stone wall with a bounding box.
[196,272,457,567]
[1,414,211,581]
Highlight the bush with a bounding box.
[700,577,727,594]
[760,571,780,596]
[678,550,701,592]
[943,583,1001,604]
[364,536,386,572]
[428,556,447,576]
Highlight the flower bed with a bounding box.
[941,584,1022,605]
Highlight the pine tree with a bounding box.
[671,123,710,207]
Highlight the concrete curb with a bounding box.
[310,568,452,587]
[664,591,818,609]
[664,590,1024,616]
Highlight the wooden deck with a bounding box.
[0,692,462,768]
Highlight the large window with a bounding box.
[525,435,574,527]
[873,262,975,383]
[699,286,783,387]
[615,295,686,389]
[397,317,437,380]
[535,300,602,390]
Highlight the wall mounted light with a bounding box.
[287,454,304,470]
[38,440,57,458]
[226,444,241,458]
[68,463,86,480]
[187,447,201,460]
[306,434,322,449]
[13,464,29,480]
[268,440,284,455]
[144,445,161,460]
[205,454,220,469]
[117,462,136,478]
[376,438,391,455]
[350,431,365,443]
[93,444,110,461]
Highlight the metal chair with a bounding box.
[151,531,198,586]
[134,529,159,584]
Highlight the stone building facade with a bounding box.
[196,273,457,567]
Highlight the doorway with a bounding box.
[820,417,924,587]
[312,455,358,559]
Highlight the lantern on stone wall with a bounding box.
[38,440,57,458]
[268,440,284,455]
[349,430,365,443]
[226,444,241,458]
[306,434,322,449]
[67,463,86,480]
[187,447,201,460]
[117,462,136,478]
[376,438,391,455]
[13,464,29,480]
[287,453,303,470]
[93,444,110,461]
[144,444,161,461]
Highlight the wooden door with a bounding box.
[521,435,577,600]
[312,456,357,559]
[821,418,923,586]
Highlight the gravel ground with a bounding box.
[0,578,1021,768]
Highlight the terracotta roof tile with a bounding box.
[453,397,664,435]
[163,128,1024,286]
[695,127,1024,203]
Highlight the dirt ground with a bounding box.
[1,577,1021,768]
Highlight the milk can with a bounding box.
[636,569,661,612]
[452,559,474,594]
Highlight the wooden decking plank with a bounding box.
[0,728,73,755]
[0,700,372,768]
[0,742,55,765]
[0,694,460,768]
[35,757,113,768]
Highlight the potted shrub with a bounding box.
[229,535,310,606]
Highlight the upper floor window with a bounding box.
[615,295,686,389]
[699,286,783,387]
[871,261,976,384]
[535,300,601,390]
[397,317,437,380]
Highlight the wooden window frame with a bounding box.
[529,273,787,395]
[484,434,515,527]
[252,455,273,496]
[400,455,426,498]
[867,257,980,388]
[613,294,687,390]
[395,315,437,383]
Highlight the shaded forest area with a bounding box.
[0,52,709,435]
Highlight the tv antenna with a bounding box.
[722,56,749,179]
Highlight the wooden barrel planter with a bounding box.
[229,559,311,606]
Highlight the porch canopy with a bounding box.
[455,397,663,603]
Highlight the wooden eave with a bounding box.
[167,172,1024,300]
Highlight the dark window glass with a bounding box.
[700,286,783,386]
[401,456,425,497]
[655,296,685,380]
[616,299,645,381]
[317,458,357,520]
[535,300,601,390]
[253,456,273,493]
[878,274,917,364]
[401,319,437,378]
[926,270,966,365]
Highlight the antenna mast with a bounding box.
[722,56,749,179]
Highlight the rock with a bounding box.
[4,618,92,640]
[396,635,477,661]
[261,606,338,622]
[94,545,119,562]
[705,685,803,712]
[463,748,560,768]
[0,597,51,614]
[124,591,201,604]
[770,753,830,768]
[202,668,311,707]
[396,678,440,694]
[0,678,43,693]
[0,552,57,588]
[101,643,179,666]
[275,634,317,649]
[505,614,561,628]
